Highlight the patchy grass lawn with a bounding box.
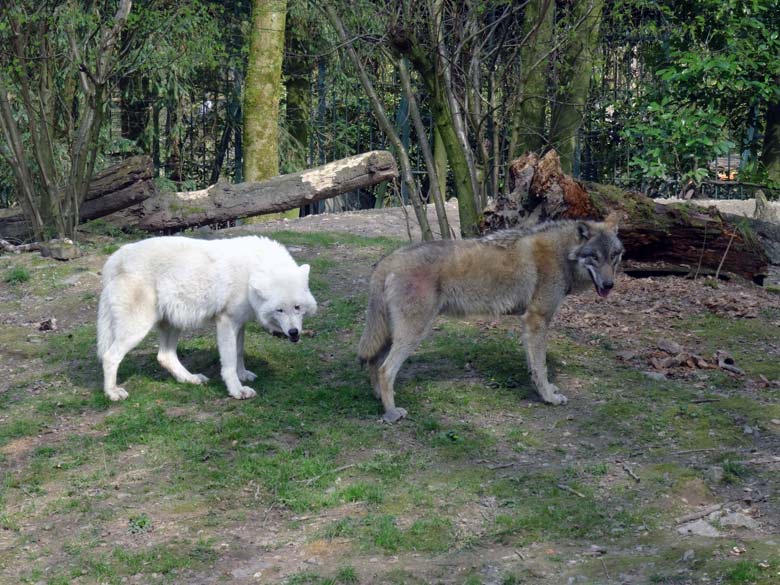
[1,230,779,584]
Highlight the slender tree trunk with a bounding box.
[433,127,448,202]
[325,5,433,240]
[398,58,451,238]
[547,0,604,174]
[761,97,780,182]
[243,0,287,183]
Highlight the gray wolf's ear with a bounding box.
[603,211,620,235]
[577,222,590,241]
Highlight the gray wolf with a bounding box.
[358,216,623,422]
[97,235,317,401]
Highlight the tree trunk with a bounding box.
[398,58,451,239]
[761,98,780,182]
[547,0,604,174]
[243,0,286,183]
[0,156,156,241]
[482,151,772,283]
[508,0,554,160]
[387,17,480,237]
[107,150,398,232]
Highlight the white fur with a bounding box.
[97,236,317,401]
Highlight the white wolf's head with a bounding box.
[249,264,317,343]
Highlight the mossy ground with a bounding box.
[0,229,778,584]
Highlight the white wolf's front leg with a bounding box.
[216,316,257,399]
[522,308,568,405]
[235,325,257,382]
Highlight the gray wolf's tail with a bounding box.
[358,269,391,363]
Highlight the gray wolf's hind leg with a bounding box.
[377,300,437,423]
[216,315,256,399]
[522,307,567,405]
[101,283,157,401]
[368,346,390,400]
[236,325,257,382]
[157,323,209,385]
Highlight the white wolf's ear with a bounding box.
[249,273,270,298]
[603,211,620,235]
[577,222,591,241]
[300,264,310,279]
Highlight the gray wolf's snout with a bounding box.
[288,328,300,342]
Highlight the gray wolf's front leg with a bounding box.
[522,308,567,405]
[216,316,257,399]
[235,325,257,382]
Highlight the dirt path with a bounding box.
[225,200,461,241]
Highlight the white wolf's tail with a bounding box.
[357,267,391,363]
[96,253,121,359]
[96,287,113,359]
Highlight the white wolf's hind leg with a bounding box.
[217,315,256,399]
[157,324,209,384]
[235,326,257,382]
[101,282,157,401]
[522,308,567,405]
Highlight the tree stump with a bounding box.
[482,151,772,284]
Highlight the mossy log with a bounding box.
[482,151,772,283]
[108,150,398,232]
[0,155,156,241]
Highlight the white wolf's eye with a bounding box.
[294,305,300,311]
[276,308,283,313]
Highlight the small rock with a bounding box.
[677,519,722,537]
[770,419,780,426]
[39,238,82,261]
[743,425,755,435]
[719,512,760,530]
[39,318,57,332]
[682,549,695,561]
[658,339,683,354]
[642,371,667,382]
[707,466,725,484]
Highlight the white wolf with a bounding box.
[97,236,317,401]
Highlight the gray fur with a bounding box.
[358,218,623,422]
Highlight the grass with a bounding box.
[0,230,778,583]
[4,264,30,284]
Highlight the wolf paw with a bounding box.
[229,386,257,400]
[381,407,408,423]
[237,369,257,382]
[106,387,129,401]
[541,385,568,405]
[183,373,209,385]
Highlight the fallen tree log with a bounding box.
[0,155,156,241]
[107,150,398,232]
[481,151,773,284]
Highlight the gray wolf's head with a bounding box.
[569,213,624,298]
[249,264,317,343]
